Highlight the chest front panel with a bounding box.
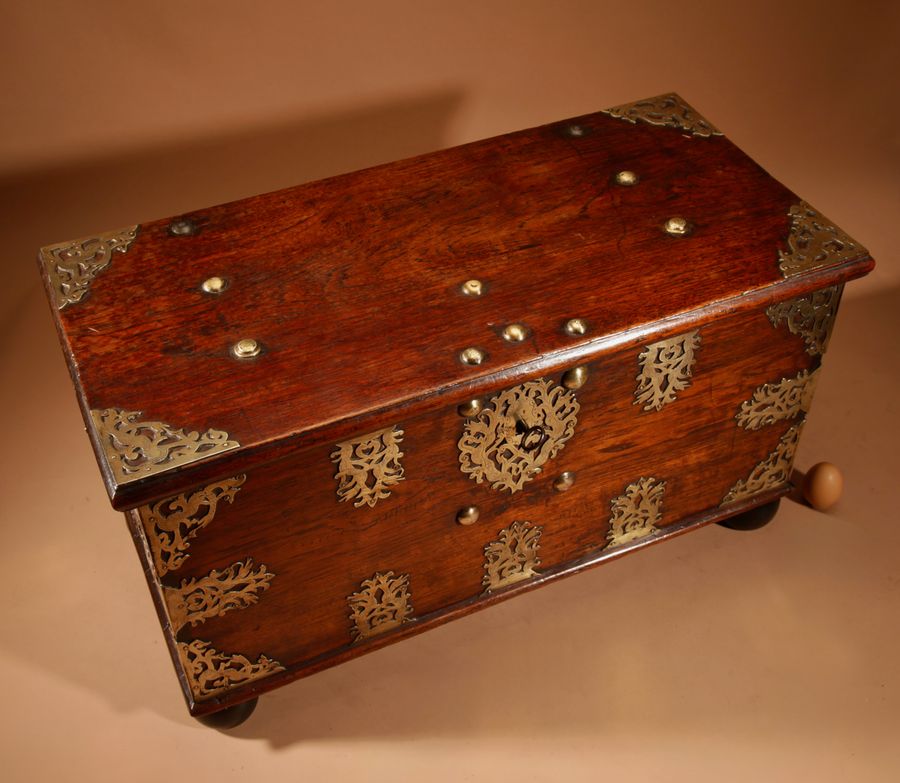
[131,290,831,711]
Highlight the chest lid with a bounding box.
[39,93,874,510]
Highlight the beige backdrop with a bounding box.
[1,2,898,781]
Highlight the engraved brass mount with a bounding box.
[483,521,543,592]
[458,378,579,494]
[91,408,239,484]
[332,426,405,508]
[40,226,139,310]
[634,330,701,411]
[767,285,842,356]
[606,477,666,548]
[138,475,246,576]
[347,571,414,642]
[778,202,866,277]
[603,93,722,138]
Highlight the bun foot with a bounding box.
[718,500,780,531]
[194,697,258,729]
[802,462,843,511]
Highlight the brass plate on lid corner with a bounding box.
[40,226,139,310]
[778,203,866,277]
[602,93,722,138]
[90,408,240,485]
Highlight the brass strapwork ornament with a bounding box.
[163,559,275,633]
[91,408,240,484]
[138,476,246,576]
[605,477,666,548]
[778,202,866,277]
[735,368,819,431]
[40,226,140,309]
[331,426,405,508]
[602,93,722,138]
[721,424,803,506]
[766,285,842,356]
[634,330,701,411]
[482,520,543,592]
[177,639,284,701]
[347,571,414,642]
[459,378,579,494]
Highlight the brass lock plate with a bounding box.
[458,378,579,494]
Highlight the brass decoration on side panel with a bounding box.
[766,285,842,356]
[602,93,722,138]
[459,378,579,494]
[331,426,405,508]
[778,202,867,277]
[721,424,803,506]
[163,559,274,633]
[138,476,246,576]
[347,571,414,643]
[91,408,240,484]
[482,521,543,592]
[634,330,701,411]
[177,639,284,701]
[605,477,666,549]
[735,368,819,431]
[40,226,139,310]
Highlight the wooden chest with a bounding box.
[39,93,874,727]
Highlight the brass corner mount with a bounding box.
[602,93,722,138]
[40,226,139,310]
[90,408,240,484]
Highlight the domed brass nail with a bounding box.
[456,505,480,526]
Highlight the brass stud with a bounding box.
[232,338,261,359]
[554,471,576,492]
[502,323,528,342]
[562,365,588,390]
[456,505,480,526]
[168,218,197,236]
[201,276,227,294]
[461,279,484,297]
[563,123,589,138]
[564,318,588,336]
[458,399,483,418]
[664,216,691,236]
[615,170,639,186]
[459,347,485,366]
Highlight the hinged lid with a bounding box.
[39,93,874,510]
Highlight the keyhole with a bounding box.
[515,420,546,452]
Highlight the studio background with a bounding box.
[1,2,898,781]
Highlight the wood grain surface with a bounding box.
[129,298,824,715]
[38,100,873,509]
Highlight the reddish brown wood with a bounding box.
[128,299,817,717]
[40,95,875,720]
[39,103,872,509]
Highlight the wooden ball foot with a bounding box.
[802,462,843,510]
[195,697,258,730]
[718,500,780,531]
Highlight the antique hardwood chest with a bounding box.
[39,93,874,727]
